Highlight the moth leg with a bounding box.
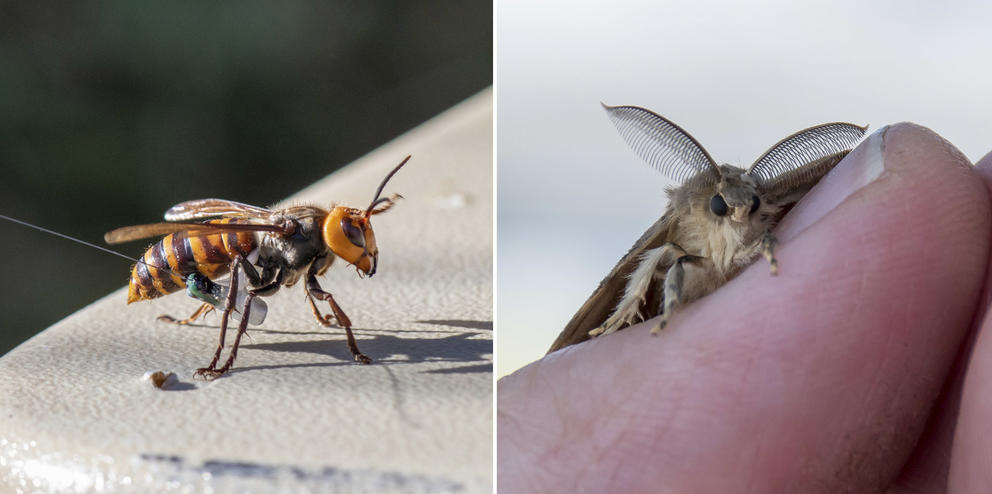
[590,242,687,338]
[651,254,711,335]
[305,257,371,364]
[157,303,214,325]
[733,231,779,276]
[761,231,778,276]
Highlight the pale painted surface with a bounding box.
[0,89,493,493]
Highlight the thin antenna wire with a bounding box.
[0,213,186,281]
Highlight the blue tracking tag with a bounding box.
[185,273,221,306]
[183,272,269,325]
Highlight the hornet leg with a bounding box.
[204,291,255,378]
[305,259,371,364]
[194,257,242,379]
[158,303,214,325]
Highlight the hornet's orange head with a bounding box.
[321,155,409,277]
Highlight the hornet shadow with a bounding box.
[235,321,492,375]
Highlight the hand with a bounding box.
[498,123,992,492]
[947,149,992,491]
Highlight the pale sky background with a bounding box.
[496,0,992,378]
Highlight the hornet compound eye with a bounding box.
[341,218,366,248]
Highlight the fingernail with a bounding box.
[776,125,889,241]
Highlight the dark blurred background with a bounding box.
[0,2,491,354]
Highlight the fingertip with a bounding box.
[974,148,992,182]
[777,122,975,243]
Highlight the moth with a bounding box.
[548,105,866,353]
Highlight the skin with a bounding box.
[497,123,992,493]
[947,148,992,492]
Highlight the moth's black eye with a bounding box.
[750,195,761,214]
[341,218,365,248]
[710,195,728,217]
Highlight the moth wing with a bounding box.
[747,122,867,203]
[757,152,851,207]
[602,104,720,184]
[163,198,275,221]
[548,211,676,353]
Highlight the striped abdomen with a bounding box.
[127,218,258,303]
